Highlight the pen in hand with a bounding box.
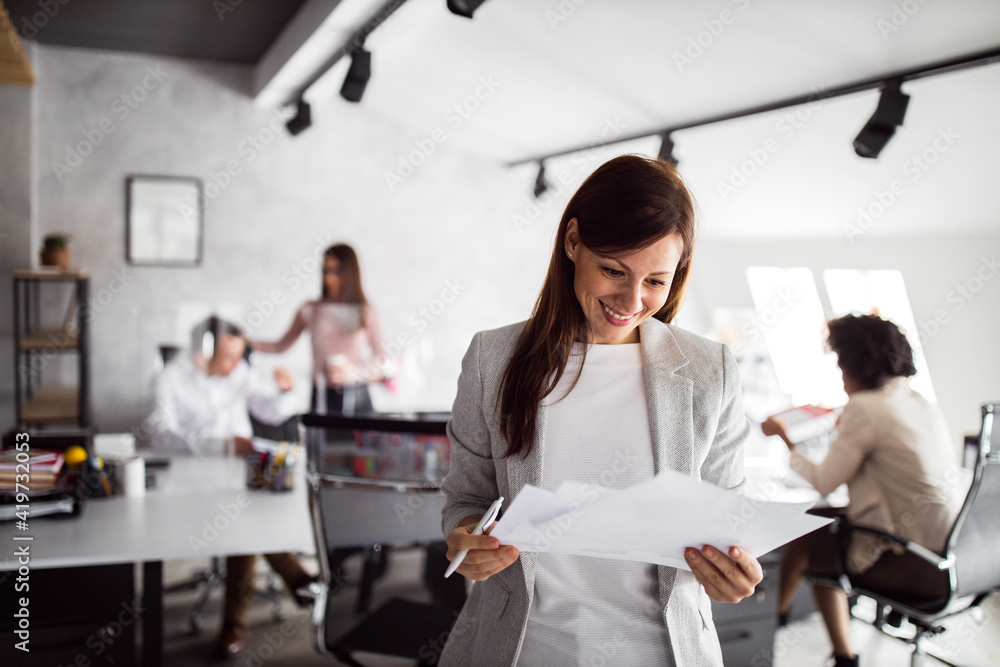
[444,496,504,579]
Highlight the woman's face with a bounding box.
[323,256,342,299]
[564,219,685,345]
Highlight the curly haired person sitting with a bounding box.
[762,314,964,667]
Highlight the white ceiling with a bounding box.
[279,0,1000,238]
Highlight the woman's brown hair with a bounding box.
[323,244,369,325]
[499,155,696,458]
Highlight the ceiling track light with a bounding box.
[341,48,372,103]
[853,79,909,159]
[506,47,1000,168]
[533,162,548,198]
[285,98,312,136]
[658,133,678,165]
[447,0,489,19]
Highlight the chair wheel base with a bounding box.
[190,612,204,634]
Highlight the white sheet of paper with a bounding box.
[489,468,833,570]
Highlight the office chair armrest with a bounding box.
[844,524,954,570]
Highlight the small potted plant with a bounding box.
[40,233,72,270]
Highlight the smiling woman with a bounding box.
[501,154,696,457]
[565,227,685,344]
[438,154,762,667]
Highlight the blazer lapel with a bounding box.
[503,403,546,495]
[505,393,546,594]
[640,319,696,478]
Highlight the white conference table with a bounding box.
[742,443,851,510]
[0,455,315,665]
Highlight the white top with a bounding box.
[517,343,670,667]
[149,355,297,455]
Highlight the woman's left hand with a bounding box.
[685,545,763,603]
[273,367,294,392]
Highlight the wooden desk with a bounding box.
[0,456,314,666]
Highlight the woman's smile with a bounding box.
[600,300,642,325]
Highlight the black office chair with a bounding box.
[299,413,462,666]
[817,403,1000,666]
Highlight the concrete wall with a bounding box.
[26,44,544,437]
[0,42,36,431]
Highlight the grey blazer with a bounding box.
[439,317,750,667]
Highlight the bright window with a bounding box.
[822,269,936,401]
[745,267,843,407]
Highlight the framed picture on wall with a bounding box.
[126,175,203,266]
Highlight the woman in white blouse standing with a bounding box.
[439,155,763,666]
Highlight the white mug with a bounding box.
[122,457,146,497]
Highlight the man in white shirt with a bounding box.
[150,317,313,658]
[151,319,296,457]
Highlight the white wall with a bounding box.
[22,44,557,436]
[0,45,36,431]
[686,234,1000,448]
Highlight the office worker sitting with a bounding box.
[149,316,314,659]
[762,314,964,667]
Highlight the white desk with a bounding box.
[0,456,313,569]
[743,450,850,510]
[0,455,315,665]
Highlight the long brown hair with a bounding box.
[323,243,369,325]
[499,155,696,458]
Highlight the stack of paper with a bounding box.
[490,468,832,571]
[0,448,65,491]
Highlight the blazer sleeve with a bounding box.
[440,332,502,535]
[700,343,749,492]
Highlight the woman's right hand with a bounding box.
[761,416,795,451]
[760,416,785,438]
[445,516,520,581]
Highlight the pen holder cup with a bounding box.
[245,452,298,492]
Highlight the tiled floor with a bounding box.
[161,550,1000,666]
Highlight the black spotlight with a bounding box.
[447,0,489,19]
[285,98,311,136]
[533,162,548,199]
[658,133,677,165]
[340,49,372,103]
[853,80,909,159]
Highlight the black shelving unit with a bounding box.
[12,268,91,430]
